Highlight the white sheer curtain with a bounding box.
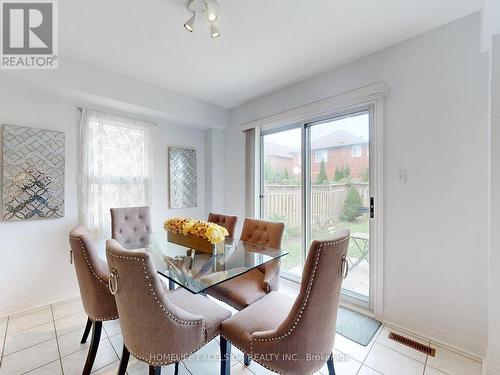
[78,109,153,238]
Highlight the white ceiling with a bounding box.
[60,0,481,109]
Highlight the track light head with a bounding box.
[206,0,219,23]
[183,0,220,38]
[211,23,220,38]
[184,13,195,32]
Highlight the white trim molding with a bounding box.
[0,293,79,319]
[248,82,387,317]
[483,361,500,375]
[481,0,500,53]
[371,90,385,320]
[240,82,388,130]
[384,310,487,360]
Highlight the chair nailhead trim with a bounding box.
[245,236,349,375]
[74,237,108,287]
[106,248,226,366]
[106,250,206,328]
[69,236,118,321]
[87,313,119,321]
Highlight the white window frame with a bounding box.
[78,109,153,238]
[351,145,362,158]
[246,82,386,319]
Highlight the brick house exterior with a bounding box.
[308,143,368,181]
[265,130,369,182]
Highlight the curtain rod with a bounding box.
[77,106,158,127]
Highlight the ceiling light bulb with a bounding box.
[184,13,195,32]
[211,23,220,38]
[206,0,219,23]
[208,13,217,22]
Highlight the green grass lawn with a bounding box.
[281,217,369,272]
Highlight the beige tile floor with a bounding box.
[0,297,482,375]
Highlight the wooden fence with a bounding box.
[264,183,369,226]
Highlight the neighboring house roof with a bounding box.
[265,130,368,158]
[265,142,298,158]
[312,130,367,150]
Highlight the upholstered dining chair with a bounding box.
[110,206,152,250]
[207,213,238,240]
[69,226,119,375]
[105,239,232,375]
[208,218,285,312]
[220,229,350,375]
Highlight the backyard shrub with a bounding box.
[341,186,363,221]
[335,166,351,181]
[316,160,328,184]
[264,161,298,185]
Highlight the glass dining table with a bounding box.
[144,232,289,294]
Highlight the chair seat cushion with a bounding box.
[166,288,232,340]
[221,291,294,353]
[208,269,268,310]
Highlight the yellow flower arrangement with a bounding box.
[164,217,229,245]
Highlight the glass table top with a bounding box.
[144,232,289,294]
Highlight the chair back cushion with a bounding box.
[240,218,284,249]
[251,229,350,374]
[240,218,284,279]
[110,206,151,250]
[68,226,118,321]
[105,240,205,365]
[207,213,238,239]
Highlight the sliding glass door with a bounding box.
[260,110,373,307]
[261,127,304,275]
[308,112,371,303]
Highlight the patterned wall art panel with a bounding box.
[2,124,65,221]
[169,147,197,208]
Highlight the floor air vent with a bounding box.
[388,332,436,357]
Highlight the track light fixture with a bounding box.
[184,0,221,38]
[206,0,219,23]
[184,12,195,32]
[211,23,220,38]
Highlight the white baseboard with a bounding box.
[0,293,79,319]
[483,362,500,375]
[383,310,486,360]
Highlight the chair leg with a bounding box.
[327,352,336,375]
[149,365,161,375]
[80,317,92,344]
[83,321,102,375]
[174,362,179,375]
[118,345,130,375]
[220,336,231,375]
[244,354,251,366]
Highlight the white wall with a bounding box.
[225,14,489,355]
[1,56,228,130]
[487,34,500,374]
[205,128,226,214]
[0,75,209,316]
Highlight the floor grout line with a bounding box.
[2,336,57,358]
[375,340,429,364]
[0,316,10,368]
[422,350,429,375]
[2,298,480,375]
[50,305,65,375]
[5,319,54,337]
[108,335,122,362]
[20,359,61,374]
